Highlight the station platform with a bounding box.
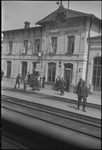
[1,77,101,119]
[2,77,101,105]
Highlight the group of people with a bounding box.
[55,76,66,96]
[30,73,45,91]
[55,77,88,112]
[14,73,88,112]
[14,72,46,91]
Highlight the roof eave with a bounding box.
[2,26,42,33]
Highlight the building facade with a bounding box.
[87,35,101,91]
[2,4,101,91]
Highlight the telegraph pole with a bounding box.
[85,15,94,84]
[68,1,70,9]
[60,1,62,6]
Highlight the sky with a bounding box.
[2,1,101,31]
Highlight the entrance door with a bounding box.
[64,63,73,92]
[48,62,56,83]
[21,62,27,78]
[32,62,37,74]
[7,61,11,77]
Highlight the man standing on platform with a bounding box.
[59,77,66,96]
[76,78,83,94]
[42,73,46,88]
[77,81,89,112]
[14,74,21,89]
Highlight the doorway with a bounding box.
[6,61,11,77]
[21,61,27,78]
[48,62,56,83]
[64,63,73,92]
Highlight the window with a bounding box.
[51,37,57,53]
[35,39,40,53]
[48,63,56,83]
[23,40,28,54]
[92,57,101,91]
[67,36,75,54]
[9,41,13,54]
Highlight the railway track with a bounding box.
[1,94,101,125]
[2,136,27,149]
[2,95,101,140]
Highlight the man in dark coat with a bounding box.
[56,76,60,91]
[59,77,66,95]
[42,73,46,88]
[76,78,83,94]
[77,81,89,111]
[14,74,21,88]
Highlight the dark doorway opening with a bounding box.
[64,63,73,92]
[21,62,27,78]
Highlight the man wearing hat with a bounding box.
[77,81,89,111]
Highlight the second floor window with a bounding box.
[67,36,75,54]
[51,37,57,53]
[35,39,40,53]
[23,40,28,54]
[9,41,13,54]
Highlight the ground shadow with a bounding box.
[54,92,61,95]
[67,105,78,110]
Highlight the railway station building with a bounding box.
[2,4,101,91]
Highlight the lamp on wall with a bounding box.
[79,68,81,72]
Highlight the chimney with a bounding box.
[24,21,30,28]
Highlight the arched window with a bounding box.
[6,61,12,77]
[21,61,27,78]
[92,57,101,90]
[48,62,56,83]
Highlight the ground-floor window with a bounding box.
[6,61,12,77]
[92,57,101,91]
[21,61,27,78]
[48,62,56,83]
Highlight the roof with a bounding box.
[36,5,99,25]
[2,25,42,33]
